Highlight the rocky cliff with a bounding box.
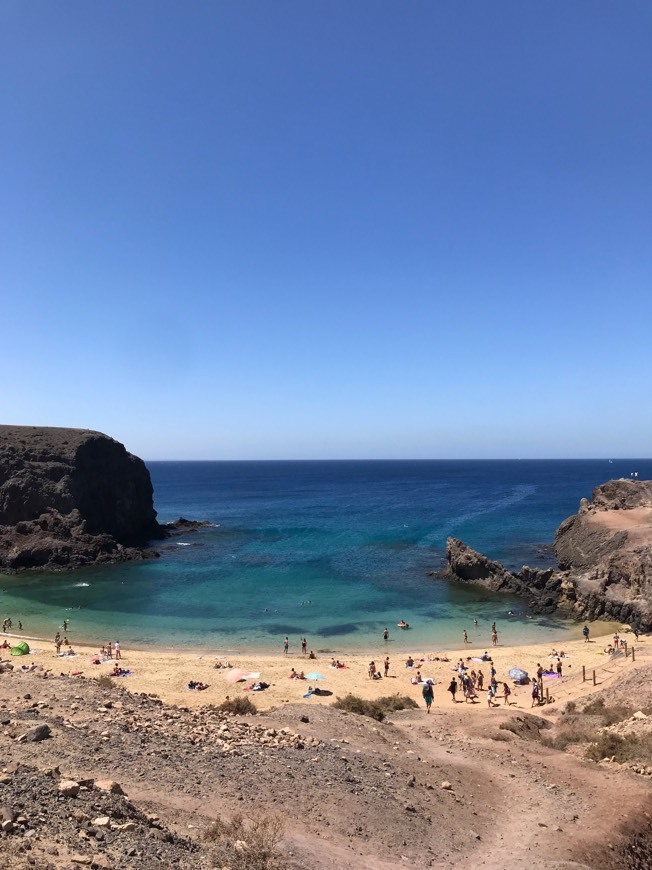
[0,425,165,571]
[445,479,652,630]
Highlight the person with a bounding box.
[368,661,376,679]
[632,627,640,641]
[487,687,496,708]
[422,680,434,713]
[448,678,458,702]
[531,681,540,707]
[613,632,619,649]
[492,630,498,647]
[283,636,289,655]
[63,619,69,631]
[298,671,305,680]
[384,656,390,677]
[55,638,62,654]
[18,621,22,631]
[301,637,307,656]
[477,669,484,691]
[583,625,590,643]
[405,656,414,668]
[383,627,389,641]
[556,658,563,679]
[502,683,511,705]
[491,622,496,633]
[473,618,478,627]
[463,630,468,644]
[308,650,316,659]
[106,642,113,659]
[115,641,121,660]
[290,668,297,679]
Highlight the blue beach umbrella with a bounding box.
[305,672,324,680]
[507,668,529,683]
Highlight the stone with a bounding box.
[1,819,14,833]
[92,817,111,828]
[632,711,647,720]
[94,779,124,795]
[18,724,52,743]
[58,780,80,797]
[441,781,452,790]
[70,856,92,866]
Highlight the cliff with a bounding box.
[445,478,652,630]
[0,425,165,572]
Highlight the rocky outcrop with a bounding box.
[445,537,569,614]
[0,425,165,572]
[445,479,652,630]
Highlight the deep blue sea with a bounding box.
[2,459,650,653]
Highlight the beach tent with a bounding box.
[11,641,30,656]
[507,667,529,684]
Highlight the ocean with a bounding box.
[1,459,649,653]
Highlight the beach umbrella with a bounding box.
[507,667,529,683]
[225,668,247,683]
[305,672,324,680]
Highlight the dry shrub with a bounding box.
[94,675,115,689]
[332,693,418,722]
[204,812,283,869]
[586,732,652,764]
[541,717,596,751]
[215,696,257,716]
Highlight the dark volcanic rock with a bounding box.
[445,538,566,614]
[0,425,165,572]
[445,479,652,630]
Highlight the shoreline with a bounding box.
[1,614,618,658]
[3,625,643,714]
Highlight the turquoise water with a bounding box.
[1,460,648,652]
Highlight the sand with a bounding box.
[5,626,647,713]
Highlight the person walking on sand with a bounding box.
[531,681,540,707]
[556,657,562,680]
[283,636,289,655]
[477,669,484,691]
[492,630,498,647]
[448,678,458,702]
[502,683,511,705]
[487,687,496,708]
[463,630,469,644]
[583,625,590,643]
[422,680,434,713]
[384,656,390,677]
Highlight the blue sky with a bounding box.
[2,2,651,459]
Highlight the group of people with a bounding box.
[2,617,22,633]
[188,680,209,690]
[283,636,316,658]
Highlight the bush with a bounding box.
[586,732,652,764]
[332,693,418,722]
[94,675,115,689]
[541,718,596,751]
[204,812,283,869]
[215,696,257,716]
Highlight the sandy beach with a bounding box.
[5,625,647,713]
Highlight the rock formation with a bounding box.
[0,425,165,572]
[445,479,652,630]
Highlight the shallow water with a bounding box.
[1,459,647,652]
